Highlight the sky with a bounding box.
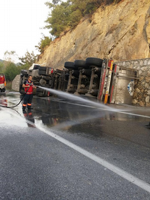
[0,0,51,62]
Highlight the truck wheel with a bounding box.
[36,88,44,97]
[74,60,86,68]
[39,79,47,86]
[37,92,44,97]
[64,62,75,70]
[37,90,47,97]
[86,57,103,67]
[21,70,28,75]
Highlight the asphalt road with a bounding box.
[0,92,150,200]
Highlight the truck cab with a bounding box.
[0,74,6,92]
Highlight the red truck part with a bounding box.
[0,74,6,92]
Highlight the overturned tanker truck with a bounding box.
[16,57,138,104]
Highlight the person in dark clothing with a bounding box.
[22,75,36,113]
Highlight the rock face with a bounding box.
[38,0,150,69]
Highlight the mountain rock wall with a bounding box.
[38,0,150,69]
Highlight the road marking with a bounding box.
[4,108,150,194]
[36,125,150,194]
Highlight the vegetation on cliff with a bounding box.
[45,0,122,37]
[35,36,52,53]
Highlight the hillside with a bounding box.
[38,0,150,69]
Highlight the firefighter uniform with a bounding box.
[22,80,34,112]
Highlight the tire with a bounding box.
[42,117,52,125]
[21,70,28,75]
[39,78,47,86]
[74,60,87,68]
[64,62,75,70]
[2,88,5,92]
[36,89,47,97]
[36,88,42,93]
[36,88,44,97]
[86,57,103,67]
[37,92,44,97]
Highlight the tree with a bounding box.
[19,51,38,69]
[35,36,52,53]
[4,62,20,81]
[0,62,4,73]
[45,1,72,37]
[45,0,100,37]
[44,0,121,37]
[45,0,62,9]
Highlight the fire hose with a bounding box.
[0,85,39,109]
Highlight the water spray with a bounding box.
[1,86,150,120]
[39,86,150,119]
[39,86,117,111]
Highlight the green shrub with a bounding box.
[45,0,122,37]
[36,36,52,53]
[4,62,20,81]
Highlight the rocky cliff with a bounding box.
[38,0,150,69]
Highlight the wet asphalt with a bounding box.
[1,92,150,199]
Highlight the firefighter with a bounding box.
[22,75,36,113]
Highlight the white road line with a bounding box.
[37,125,150,194]
[4,108,150,194]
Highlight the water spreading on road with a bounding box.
[39,86,119,112]
[37,87,119,129]
[52,112,104,130]
[39,86,150,120]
